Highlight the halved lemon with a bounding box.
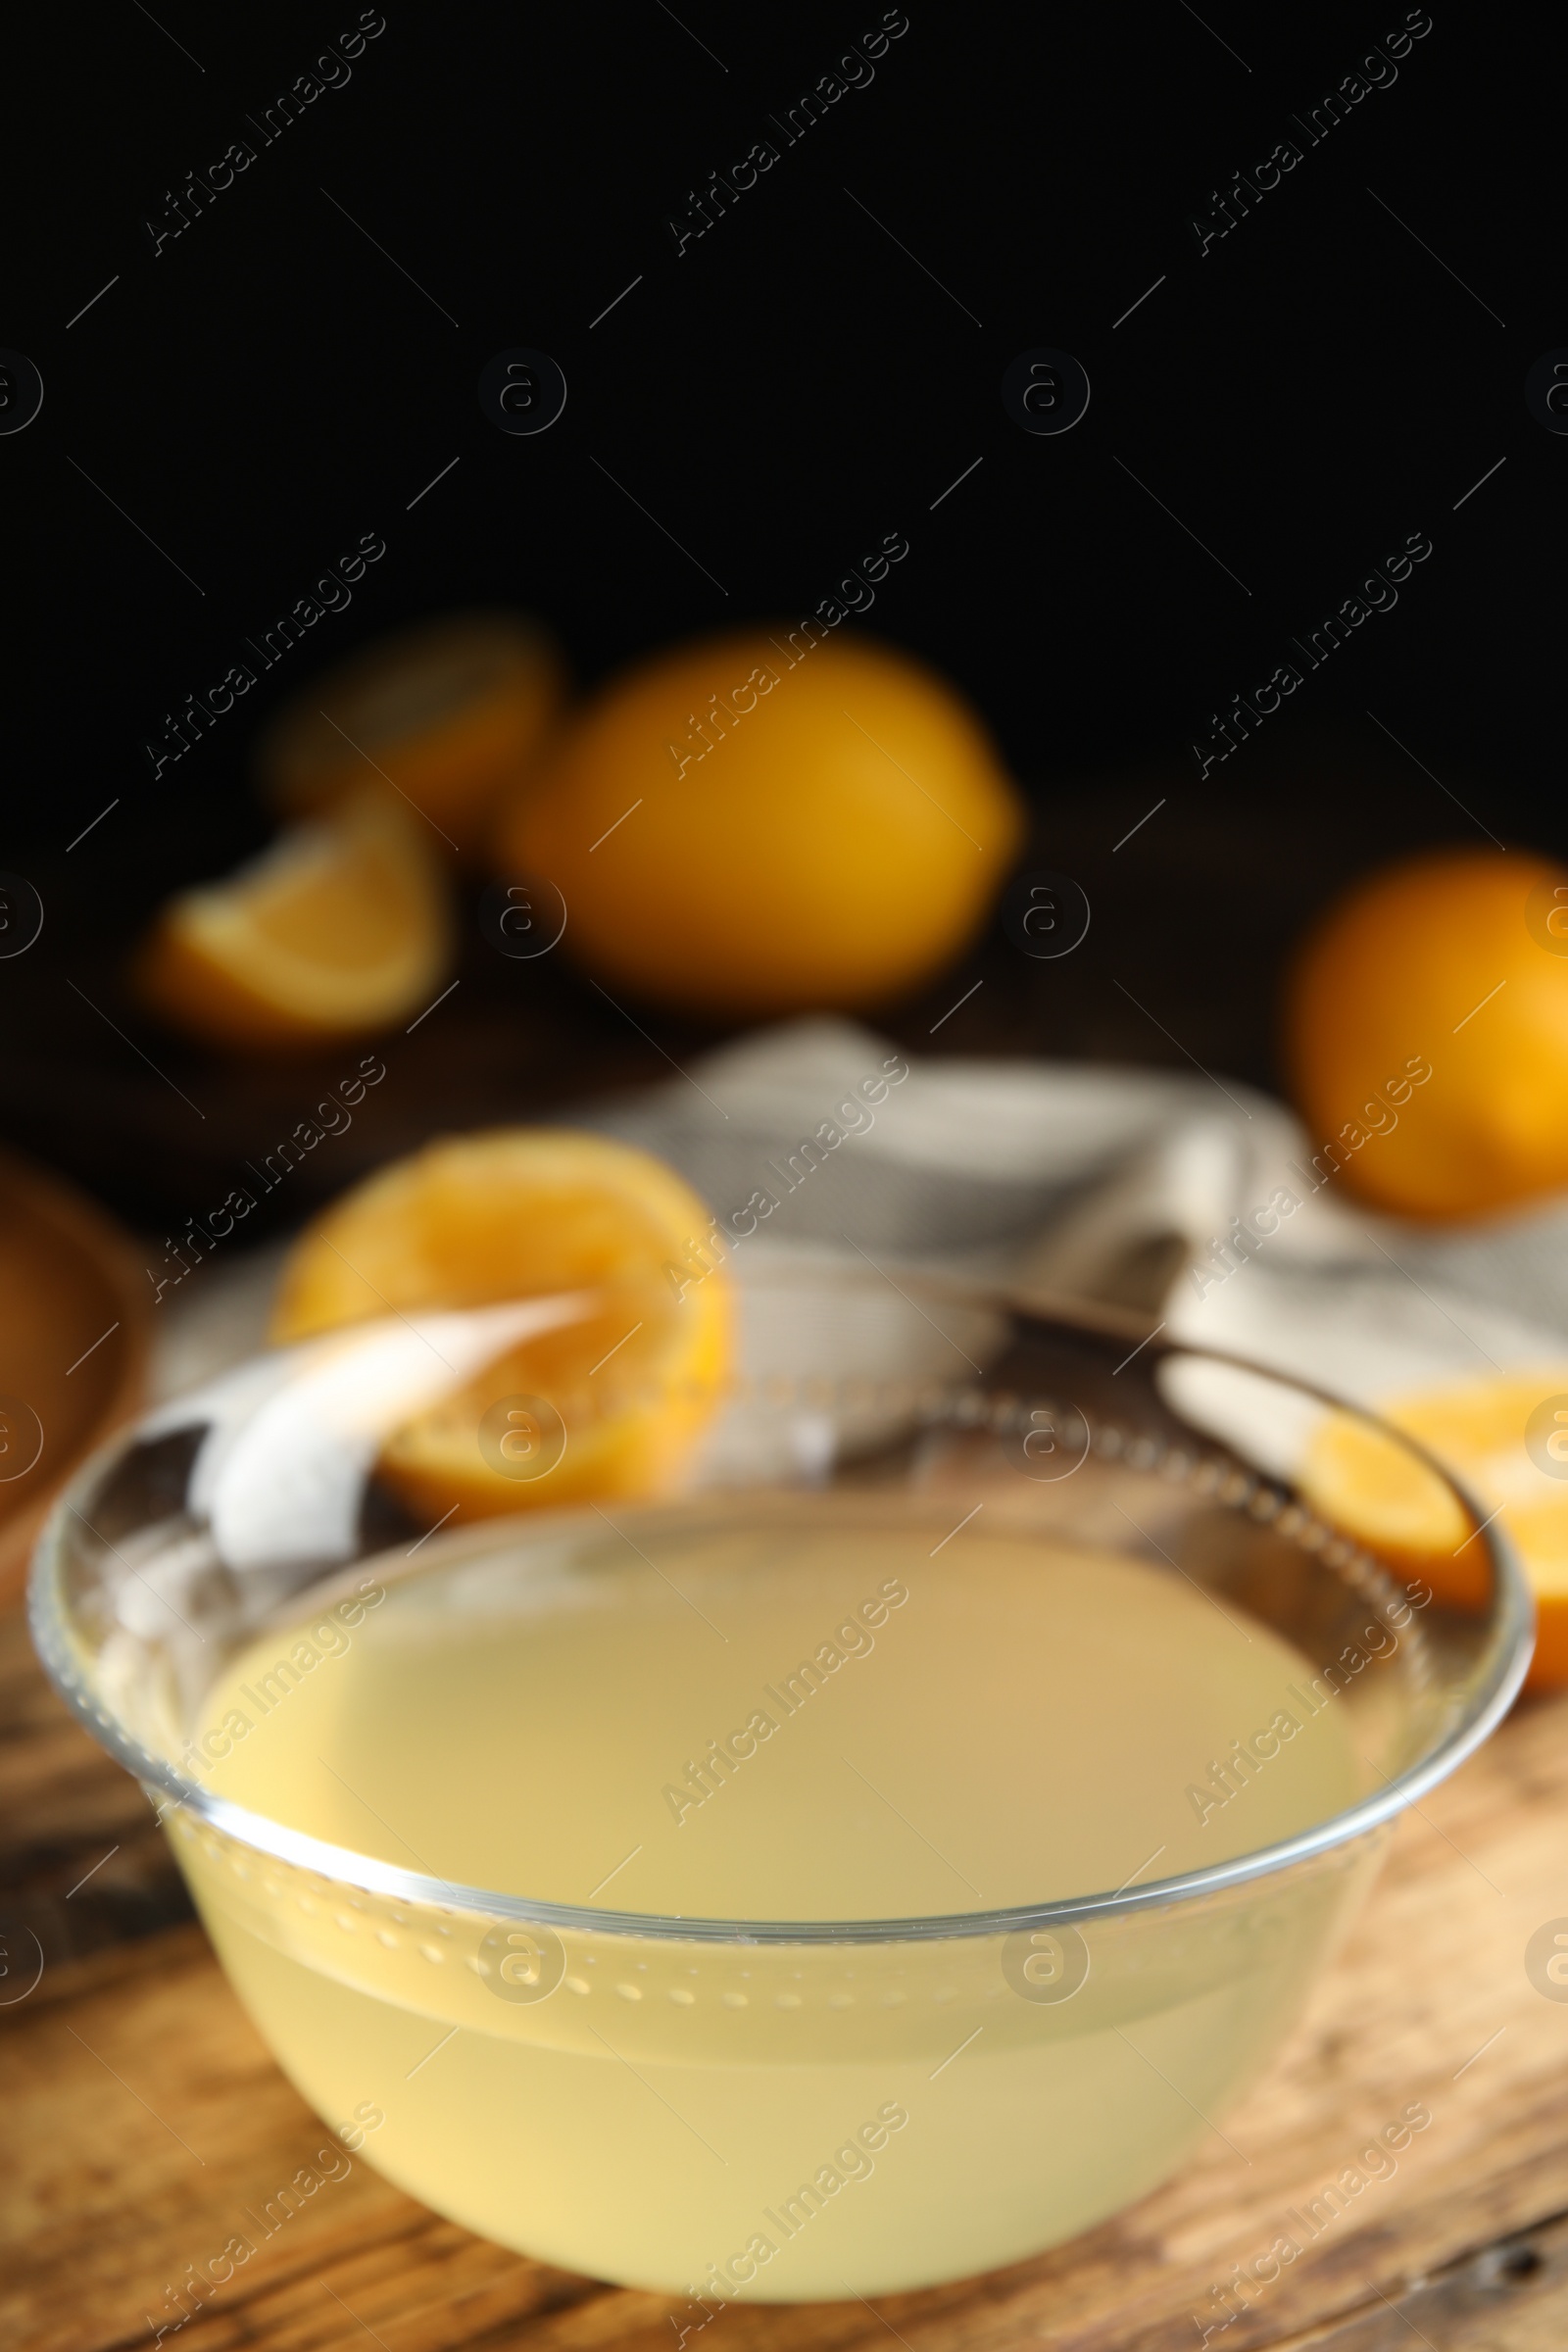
[1298,1369,1568,1689]
[270,1129,731,1521]
[136,788,454,1050]
[258,611,566,856]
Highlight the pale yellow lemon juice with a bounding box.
[172,1495,1365,2297]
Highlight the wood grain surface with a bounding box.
[4,1592,1568,2352]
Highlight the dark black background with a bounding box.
[0,0,1556,1227]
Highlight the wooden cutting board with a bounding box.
[3,1586,1568,2352]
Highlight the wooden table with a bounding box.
[1,752,1559,2347]
[0,748,1468,1240]
[5,1590,1568,2352]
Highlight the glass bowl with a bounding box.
[29,1262,1532,2301]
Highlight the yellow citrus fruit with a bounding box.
[494,629,1025,1017]
[270,1129,731,1522]
[135,788,454,1051]
[257,612,566,857]
[1298,1369,1568,1689]
[1283,846,1568,1219]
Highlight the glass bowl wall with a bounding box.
[30,1268,1532,2298]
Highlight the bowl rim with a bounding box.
[28,1293,1537,1946]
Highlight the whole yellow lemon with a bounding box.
[1283,846,1568,1220]
[494,630,1025,1017]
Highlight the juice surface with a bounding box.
[178,1498,1370,2296]
[197,1504,1361,1917]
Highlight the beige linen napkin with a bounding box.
[154,1015,1568,1409]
